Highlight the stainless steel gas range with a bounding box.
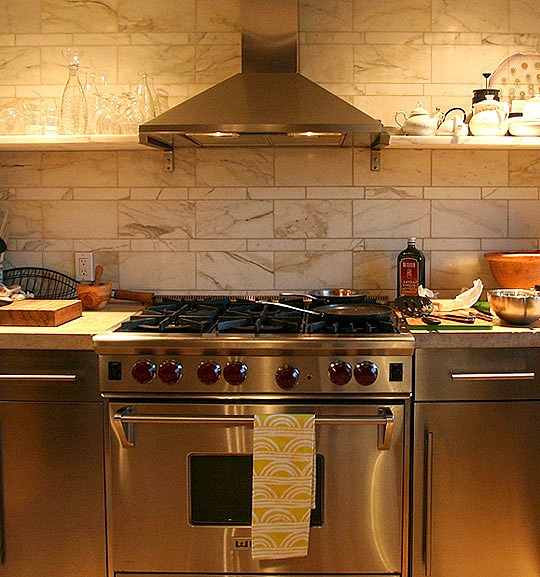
[94,296,414,577]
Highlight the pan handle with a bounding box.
[257,300,322,316]
[280,292,319,300]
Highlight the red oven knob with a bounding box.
[197,361,222,385]
[158,359,182,384]
[275,364,300,390]
[328,361,352,386]
[354,361,378,386]
[132,360,156,384]
[223,361,248,386]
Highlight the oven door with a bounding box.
[105,398,409,577]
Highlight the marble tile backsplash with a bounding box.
[1,147,539,297]
[2,0,540,297]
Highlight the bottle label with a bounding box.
[399,257,419,295]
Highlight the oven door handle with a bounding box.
[111,407,395,450]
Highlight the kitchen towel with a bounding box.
[251,413,316,560]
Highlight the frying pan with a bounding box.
[281,288,368,303]
[258,300,392,321]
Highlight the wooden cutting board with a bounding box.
[0,299,82,326]
[406,310,493,330]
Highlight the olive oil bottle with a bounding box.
[397,237,425,297]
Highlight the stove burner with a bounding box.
[118,297,400,336]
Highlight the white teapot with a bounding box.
[394,102,442,136]
[468,95,509,136]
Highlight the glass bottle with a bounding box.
[60,58,88,134]
[397,237,426,297]
[135,73,156,121]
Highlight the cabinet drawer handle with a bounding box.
[0,374,77,382]
[424,431,434,577]
[451,372,535,381]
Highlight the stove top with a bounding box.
[116,296,403,336]
[95,296,414,396]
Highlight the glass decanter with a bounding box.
[135,72,156,121]
[60,48,88,134]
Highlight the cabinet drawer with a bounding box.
[415,348,540,401]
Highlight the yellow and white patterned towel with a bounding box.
[251,413,316,560]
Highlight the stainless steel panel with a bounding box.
[415,348,540,400]
[0,350,100,402]
[106,400,409,575]
[241,0,297,73]
[0,400,107,577]
[412,401,540,577]
[99,351,412,395]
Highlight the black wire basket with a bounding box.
[2,267,78,299]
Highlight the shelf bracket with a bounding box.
[163,149,174,172]
[370,131,391,171]
[140,135,175,172]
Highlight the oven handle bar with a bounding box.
[111,407,395,450]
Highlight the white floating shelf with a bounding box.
[0,134,146,151]
[1,133,540,151]
[387,134,540,149]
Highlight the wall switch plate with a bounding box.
[75,252,94,281]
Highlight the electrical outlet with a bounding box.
[75,252,94,281]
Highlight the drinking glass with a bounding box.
[23,99,44,135]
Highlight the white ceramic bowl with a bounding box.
[487,289,540,325]
[508,118,540,136]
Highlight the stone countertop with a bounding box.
[0,302,142,350]
[410,318,540,348]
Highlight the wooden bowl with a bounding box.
[76,282,112,311]
[484,252,540,289]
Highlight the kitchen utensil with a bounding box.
[508,118,540,136]
[394,295,433,315]
[522,94,540,118]
[258,300,393,321]
[397,291,481,325]
[281,288,368,303]
[0,299,82,326]
[394,102,443,135]
[112,289,187,304]
[436,107,467,136]
[0,237,6,253]
[2,267,78,299]
[76,265,113,311]
[473,72,500,105]
[487,288,540,325]
[468,95,509,136]
[484,251,540,288]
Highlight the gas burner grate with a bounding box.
[116,296,401,336]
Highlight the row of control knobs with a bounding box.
[131,359,378,389]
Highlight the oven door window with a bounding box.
[189,454,324,526]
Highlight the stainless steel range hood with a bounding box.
[139,0,388,151]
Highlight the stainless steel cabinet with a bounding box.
[411,348,540,577]
[0,350,106,577]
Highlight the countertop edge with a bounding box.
[1,303,539,350]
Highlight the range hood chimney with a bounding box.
[139,0,388,151]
